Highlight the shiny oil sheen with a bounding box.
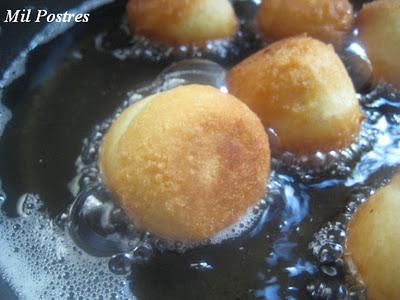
[0,0,399,299]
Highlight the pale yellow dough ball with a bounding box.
[346,173,400,300]
[256,0,354,48]
[356,0,400,88]
[99,85,270,242]
[226,36,362,156]
[126,0,238,46]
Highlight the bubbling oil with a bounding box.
[0,0,400,299]
[308,109,400,299]
[307,88,400,298]
[69,55,400,298]
[67,59,272,263]
[94,1,262,64]
[308,187,377,299]
[0,194,134,299]
[270,36,378,184]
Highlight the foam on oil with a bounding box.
[0,195,132,300]
[93,1,261,64]
[0,1,135,299]
[68,60,400,299]
[67,59,271,259]
[0,0,400,299]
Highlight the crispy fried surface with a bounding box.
[256,0,353,47]
[346,173,400,300]
[100,85,270,241]
[127,0,238,45]
[226,36,362,156]
[356,0,400,88]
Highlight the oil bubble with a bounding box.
[109,253,133,275]
[16,194,43,217]
[307,183,387,300]
[0,210,133,299]
[94,1,262,64]
[1,1,400,298]
[277,84,400,186]
[66,58,272,272]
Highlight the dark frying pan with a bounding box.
[0,0,398,299]
[1,2,85,299]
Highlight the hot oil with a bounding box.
[93,0,261,66]
[0,0,399,299]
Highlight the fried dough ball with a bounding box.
[99,85,270,242]
[356,0,400,88]
[226,36,362,156]
[346,173,400,300]
[126,0,238,46]
[256,0,354,47]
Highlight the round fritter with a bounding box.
[356,0,400,88]
[127,0,238,46]
[346,173,400,300]
[100,85,270,242]
[256,0,354,47]
[226,36,362,156]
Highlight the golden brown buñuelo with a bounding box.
[346,173,400,300]
[256,0,354,48]
[227,36,363,156]
[356,0,400,89]
[127,0,238,46]
[100,84,270,242]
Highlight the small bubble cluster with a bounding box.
[310,222,346,270]
[307,280,365,300]
[94,2,263,63]
[273,83,400,184]
[307,185,385,299]
[66,58,271,275]
[272,114,378,183]
[69,56,400,295]
[16,194,43,217]
[1,0,400,298]
[0,195,133,300]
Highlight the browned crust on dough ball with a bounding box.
[356,0,400,88]
[346,173,400,300]
[127,0,238,45]
[100,85,270,241]
[256,0,354,48]
[226,36,362,156]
